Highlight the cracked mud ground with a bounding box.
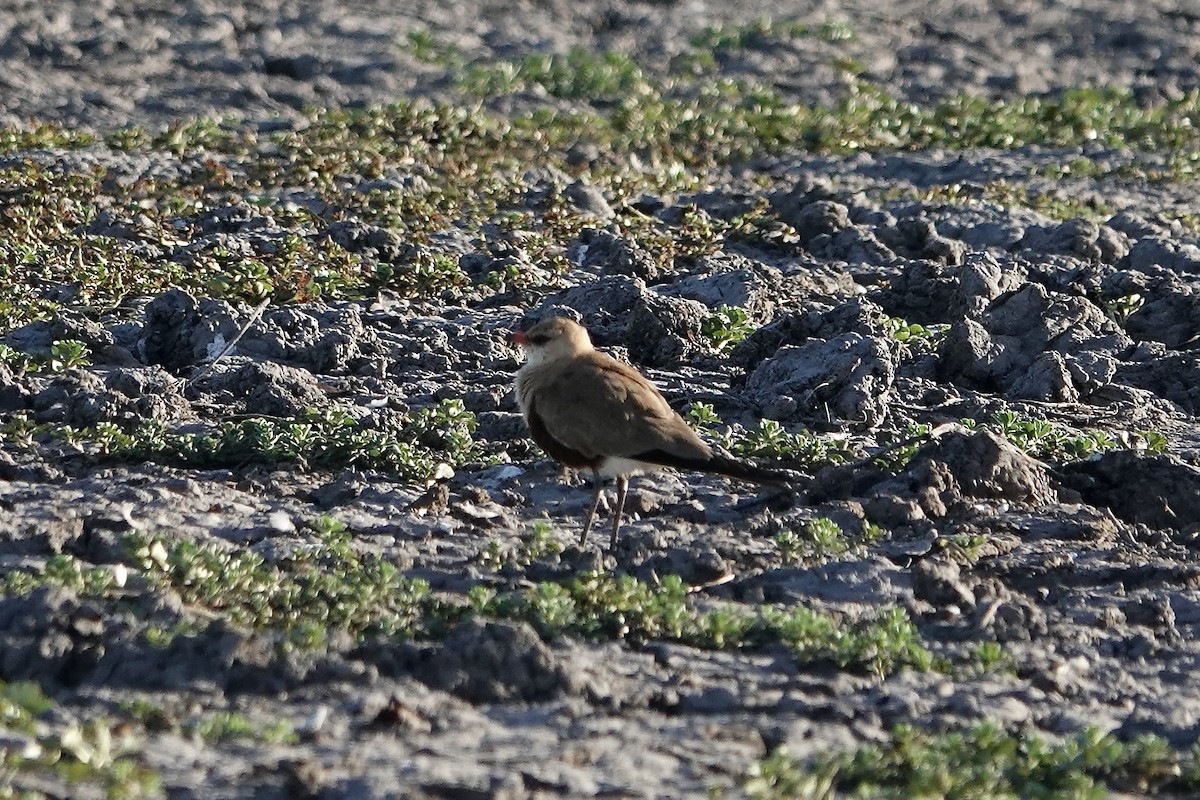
[3,1,1200,798]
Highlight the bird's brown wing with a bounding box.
[532,351,711,461]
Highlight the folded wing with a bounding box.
[534,352,712,462]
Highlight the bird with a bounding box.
[512,316,800,549]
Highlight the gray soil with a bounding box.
[3,0,1200,130]
[3,1,1200,798]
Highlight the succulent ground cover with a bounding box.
[2,1,1200,798]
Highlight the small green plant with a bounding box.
[1105,293,1145,326]
[104,125,152,150]
[474,572,930,676]
[1,680,56,726]
[476,538,510,571]
[968,641,1013,675]
[976,409,1168,462]
[0,343,35,371]
[806,517,845,555]
[726,201,801,251]
[0,339,91,373]
[520,520,565,561]
[774,529,804,564]
[1138,429,1169,454]
[0,411,39,447]
[732,419,857,470]
[1037,156,1106,180]
[935,533,990,565]
[15,400,482,482]
[377,249,470,299]
[702,305,755,352]
[477,520,565,570]
[459,48,649,101]
[674,205,724,259]
[775,517,870,564]
[405,29,461,66]
[744,746,835,800]
[1,553,120,598]
[688,17,826,52]
[119,698,174,732]
[886,317,948,346]
[683,406,859,472]
[141,621,204,650]
[183,712,298,745]
[0,680,160,799]
[870,423,933,470]
[0,122,96,153]
[685,401,724,429]
[747,723,1200,799]
[818,19,856,42]
[128,530,442,641]
[307,514,347,537]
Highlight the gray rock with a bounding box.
[363,619,567,703]
[32,366,189,427]
[1123,237,1200,276]
[878,217,967,264]
[573,230,666,282]
[938,282,1131,400]
[731,299,890,370]
[660,252,782,320]
[564,179,614,221]
[625,292,711,367]
[744,332,894,429]
[1060,451,1200,528]
[1115,352,1200,414]
[1017,217,1130,264]
[191,360,330,417]
[912,559,976,608]
[1123,280,1200,349]
[866,431,1056,518]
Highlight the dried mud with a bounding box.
[3,1,1200,798]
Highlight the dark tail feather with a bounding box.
[635,449,805,486]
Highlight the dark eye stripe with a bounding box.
[527,334,551,344]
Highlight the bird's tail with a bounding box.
[635,449,805,486]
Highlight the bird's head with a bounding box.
[513,317,592,365]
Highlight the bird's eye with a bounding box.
[527,334,551,345]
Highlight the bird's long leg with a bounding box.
[610,474,629,550]
[580,467,604,547]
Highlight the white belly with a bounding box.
[597,456,664,478]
